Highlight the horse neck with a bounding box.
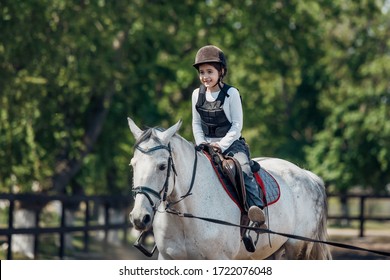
[169,136,224,211]
[169,136,197,197]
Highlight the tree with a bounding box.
[0,0,172,194]
[1,0,388,198]
[305,1,390,194]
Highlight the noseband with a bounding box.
[132,143,177,210]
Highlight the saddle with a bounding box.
[197,143,249,213]
[198,143,277,252]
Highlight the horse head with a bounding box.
[127,117,182,231]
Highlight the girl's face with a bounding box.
[198,64,221,92]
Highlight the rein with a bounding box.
[165,208,390,258]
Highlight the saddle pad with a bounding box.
[254,168,281,207]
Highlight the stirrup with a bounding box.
[242,221,267,252]
[242,234,256,253]
[253,221,268,235]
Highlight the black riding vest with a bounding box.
[195,84,233,138]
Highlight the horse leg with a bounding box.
[284,240,319,259]
[265,245,286,260]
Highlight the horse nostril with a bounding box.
[142,214,151,225]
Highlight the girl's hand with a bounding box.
[210,143,222,153]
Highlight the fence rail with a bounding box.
[0,193,132,260]
[327,193,390,237]
[1,193,390,259]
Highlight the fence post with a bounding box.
[359,196,366,237]
[59,201,66,259]
[33,207,41,260]
[84,200,90,253]
[104,202,109,250]
[122,210,128,245]
[7,199,14,260]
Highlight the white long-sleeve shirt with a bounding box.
[191,86,243,152]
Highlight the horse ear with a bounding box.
[157,119,182,144]
[127,117,143,140]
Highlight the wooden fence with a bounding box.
[0,193,390,259]
[0,193,132,260]
[327,193,390,237]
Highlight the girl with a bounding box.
[191,45,267,233]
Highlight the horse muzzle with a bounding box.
[130,211,153,231]
[129,196,156,231]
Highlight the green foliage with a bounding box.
[1,0,389,195]
[305,1,390,192]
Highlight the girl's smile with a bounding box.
[198,64,222,92]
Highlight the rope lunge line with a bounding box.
[165,208,390,258]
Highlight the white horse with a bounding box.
[128,117,332,260]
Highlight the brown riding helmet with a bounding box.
[193,45,227,71]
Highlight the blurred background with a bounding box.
[0,0,389,259]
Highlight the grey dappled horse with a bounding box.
[128,118,332,260]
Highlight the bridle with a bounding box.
[132,141,198,211]
[131,139,198,257]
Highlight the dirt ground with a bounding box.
[88,228,390,260]
[327,228,390,260]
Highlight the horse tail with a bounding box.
[304,171,333,260]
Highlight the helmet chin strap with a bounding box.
[212,73,224,90]
[216,74,230,97]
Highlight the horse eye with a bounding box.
[158,164,167,171]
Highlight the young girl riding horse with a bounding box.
[191,45,267,238]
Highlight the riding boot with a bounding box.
[248,206,267,230]
[244,172,267,230]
